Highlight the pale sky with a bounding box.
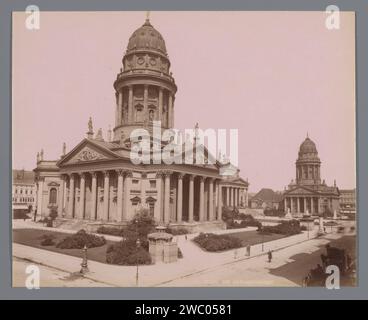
[12,11,356,192]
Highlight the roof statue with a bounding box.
[95,128,104,141]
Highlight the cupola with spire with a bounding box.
[112,13,177,144]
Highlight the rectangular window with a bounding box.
[132,179,139,184]
[149,180,156,188]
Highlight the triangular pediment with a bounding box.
[169,143,220,170]
[57,139,120,167]
[285,186,318,195]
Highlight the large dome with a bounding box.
[299,137,318,155]
[126,19,167,55]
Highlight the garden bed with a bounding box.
[13,228,113,264]
[193,230,289,252]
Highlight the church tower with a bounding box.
[112,17,177,143]
[295,135,321,186]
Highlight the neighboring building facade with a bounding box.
[34,18,249,230]
[250,188,283,210]
[283,136,340,216]
[12,169,36,209]
[339,189,356,216]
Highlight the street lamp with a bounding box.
[80,245,89,274]
[261,227,264,252]
[134,218,140,287]
[136,238,141,287]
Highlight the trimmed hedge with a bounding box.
[106,240,152,265]
[227,214,262,230]
[56,229,106,249]
[260,219,301,236]
[193,233,242,252]
[96,226,124,237]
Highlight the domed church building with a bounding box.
[33,17,249,232]
[283,136,340,217]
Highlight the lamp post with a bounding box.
[135,238,141,287]
[261,226,264,252]
[80,245,89,274]
[135,217,140,287]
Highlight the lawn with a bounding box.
[226,230,287,246]
[13,228,117,264]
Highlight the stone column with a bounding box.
[168,93,173,128]
[67,174,74,218]
[102,171,110,221]
[118,90,123,125]
[235,188,238,207]
[158,87,163,124]
[79,173,86,219]
[177,173,183,223]
[208,178,214,221]
[124,171,132,220]
[188,175,194,222]
[245,187,249,207]
[317,197,321,214]
[58,175,65,217]
[199,176,205,221]
[290,197,294,213]
[37,178,44,217]
[90,172,97,220]
[128,85,133,123]
[311,197,314,214]
[297,197,300,213]
[116,170,124,222]
[304,197,307,214]
[217,183,223,221]
[164,171,171,224]
[284,197,287,213]
[226,187,230,206]
[143,85,148,118]
[231,187,235,208]
[154,172,163,223]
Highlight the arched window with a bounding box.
[49,188,57,204]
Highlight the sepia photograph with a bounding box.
[11,10,356,288]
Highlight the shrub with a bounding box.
[300,225,307,231]
[56,229,106,249]
[260,219,301,235]
[128,209,156,238]
[106,240,152,265]
[97,226,124,237]
[49,208,58,220]
[41,236,55,246]
[193,233,242,252]
[227,214,262,230]
[38,233,56,240]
